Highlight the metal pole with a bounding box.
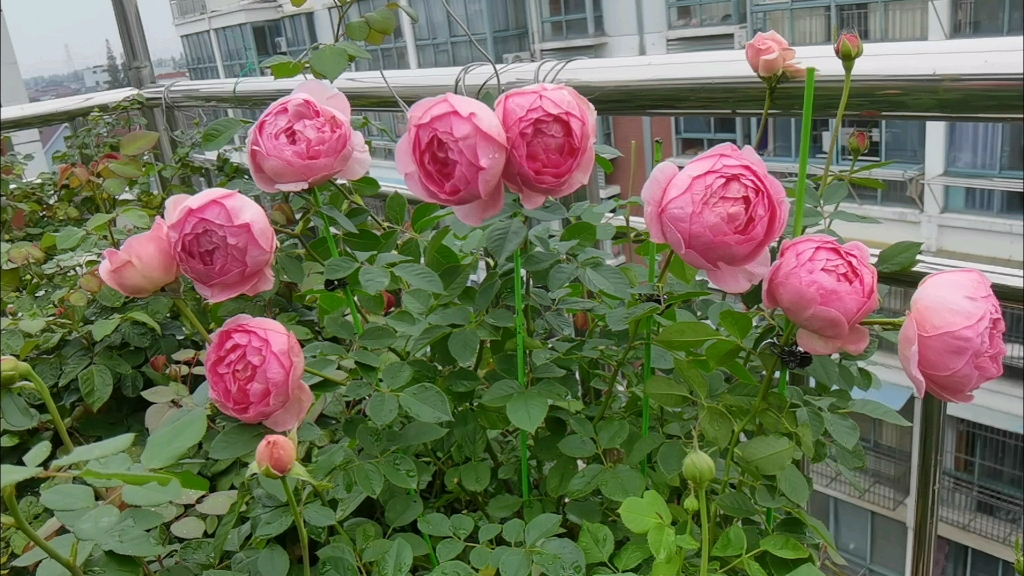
[109,0,175,165]
[910,394,946,576]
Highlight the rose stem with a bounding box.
[3,487,86,576]
[173,298,210,343]
[23,366,74,452]
[280,478,311,576]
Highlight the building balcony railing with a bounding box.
[170,0,207,22]
[939,475,1023,546]
[810,445,913,510]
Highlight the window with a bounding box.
[281,13,317,60]
[952,0,1024,36]
[667,0,741,28]
[674,117,742,155]
[946,123,1023,176]
[216,24,258,78]
[755,117,829,159]
[937,538,1017,576]
[334,0,411,71]
[751,0,927,45]
[812,494,908,575]
[181,32,220,80]
[540,0,604,41]
[945,187,1023,217]
[598,116,614,146]
[940,418,1024,545]
[411,0,529,67]
[359,112,407,161]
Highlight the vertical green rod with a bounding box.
[345,285,363,335]
[792,67,817,238]
[513,247,529,500]
[641,139,663,478]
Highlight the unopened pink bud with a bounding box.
[255,434,297,478]
[834,32,863,65]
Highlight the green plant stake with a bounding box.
[513,247,529,500]
[641,139,664,477]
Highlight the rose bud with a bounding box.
[382,291,397,315]
[255,434,297,478]
[834,32,863,65]
[149,356,168,374]
[848,130,869,161]
[682,447,716,487]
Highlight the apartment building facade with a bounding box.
[168,1,1023,573]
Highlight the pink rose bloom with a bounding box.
[206,315,312,432]
[641,143,789,293]
[494,84,597,209]
[898,269,1006,403]
[98,217,179,298]
[763,235,879,356]
[255,434,297,478]
[247,80,371,193]
[745,31,804,79]
[395,93,508,226]
[165,188,276,303]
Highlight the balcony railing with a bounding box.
[169,0,207,21]
[810,445,913,510]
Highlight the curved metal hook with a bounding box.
[441,0,502,94]
[379,70,410,114]
[454,62,488,96]
[532,59,556,84]
[544,57,588,84]
[475,61,531,99]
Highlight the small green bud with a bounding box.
[682,448,716,487]
[1,356,21,387]
[683,495,700,514]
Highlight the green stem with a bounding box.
[310,189,340,259]
[281,478,311,576]
[302,366,348,387]
[3,488,86,576]
[816,68,852,211]
[173,299,210,343]
[592,322,641,426]
[513,247,529,500]
[423,532,439,568]
[345,285,363,335]
[24,370,74,453]
[655,252,674,286]
[860,317,905,327]
[753,86,775,151]
[641,250,656,478]
[792,68,817,238]
[698,487,710,576]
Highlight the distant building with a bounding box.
[39,123,71,170]
[83,65,110,91]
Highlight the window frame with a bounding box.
[673,116,745,156]
[538,0,605,41]
[216,24,259,78]
[666,0,743,28]
[815,494,908,576]
[181,31,220,80]
[951,0,1024,37]
[945,122,1024,178]
[749,0,929,45]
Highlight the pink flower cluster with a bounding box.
[395,84,597,226]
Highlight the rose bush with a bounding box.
[0,23,1011,576]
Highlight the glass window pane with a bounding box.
[837,3,883,41]
[753,10,790,39]
[953,0,1007,35]
[1011,0,1024,33]
[791,7,831,45]
[1001,123,1023,172]
[972,550,1003,576]
[834,500,870,562]
[885,0,929,40]
[947,123,1002,172]
[936,538,969,576]
[870,514,906,574]
[713,117,737,134]
[810,491,830,524]
[683,117,713,134]
[884,121,926,163]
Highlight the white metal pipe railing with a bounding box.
[2,37,1023,133]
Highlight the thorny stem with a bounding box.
[3,488,86,576]
[817,69,852,206]
[281,478,311,576]
[753,85,775,152]
[860,317,905,327]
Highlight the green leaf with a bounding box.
[72,505,121,542]
[125,310,161,334]
[716,491,758,518]
[346,19,371,41]
[761,534,810,558]
[386,1,419,23]
[874,240,923,273]
[365,7,398,34]
[367,392,399,425]
[381,539,415,576]
[582,265,630,299]
[91,317,121,341]
[710,524,746,557]
[436,539,466,562]
[646,523,676,560]
[598,465,645,502]
[385,494,423,527]
[121,478,183,506]
[1,465,42,489]
[823,412,861,449]
[78,365,114,410]
[820,181,850,205]
[655,321,723,350]
[399,383,453,423]
[56,226,86,250]
[594,144,622,159]
[646,375,688,408]
[359,265,391,293]
[506,389,548,433]
[618,490,671,534]
[23,441,51,467]
[786,563,828,576]
[119,130,160,156]
[525,513,563,545]
[107,158,144,179]
[79,468,175,487]
[460,462,491,491]
[744,557,770,576]
[394,263,443,293]
[310,44,349,82]
[558,435,596,458]
[498,548,532,576]
[201,117,245,151]
[85,213,116,231]
[381,453,419,489]
[40,483,95,510]
[776,464,810,506]
[209,423,267,460]
[595,155,613,173]
[736,435,795,476]
[142,408,208,469]
[259,543,290,576]
[448,328,480,366]
[577,521,613,564]
[325,257,359,280]
[52,433,135,466]
[336,40,372,60]
[718,309,753,339]
[844,399,911,426]
[486,220,528,262]
[386,192,408,225]
[613,540,652,571]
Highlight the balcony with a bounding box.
[170,0,208,22]
[939,419,1024,547]
[810,446,913,510]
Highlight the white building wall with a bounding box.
[0,9,47,178]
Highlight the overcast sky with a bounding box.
[4,0,182,78]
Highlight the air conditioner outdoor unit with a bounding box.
[274,37,288,54]
[502,52,531,64]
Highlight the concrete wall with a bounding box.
[0,9,47,178]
